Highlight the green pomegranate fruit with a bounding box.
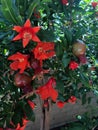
[72,39,86,57]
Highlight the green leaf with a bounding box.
[12,101,25,125]
[1,0,22,25]
[55,42,64,59]
[24,102,35,121]
[87,97,92,104]
[79,73,90,87]
[16,0,27,16]
[64,28,72,44]
[39,29,55,41]
[82,93,86,105]
[60,127,65,130]
[42,0,52,2]
[62,52,70,67]
[0,32,9,39]
[67,123,85,130]
[27,0,40,19]
[56,80,64,94]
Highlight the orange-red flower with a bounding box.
[27,100,35,110]
[37,77,58,102]
[69,61,79,70]
[32,42,55,66]
[68,96,77,104]
[57,101,66,108]
[12,19,41,48]
[8,52,30,73]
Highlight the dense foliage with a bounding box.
[0,0,98,129]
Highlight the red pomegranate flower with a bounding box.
[61,0,68,5]
[12,19,41,48]
[8,52,30,73]
[32,42,55,66]
[69,61,79,70]
[37,77,58,102]
[68,96,77,104]
[57,101,66,108]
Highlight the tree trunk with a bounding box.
[40,99,51,130]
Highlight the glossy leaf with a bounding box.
[1,0,22,25]
[24,103,35,121]
[62,52,70,67]
[64,28,73,44]
[56,80,65,94]
[27,0,40,19]
[55,42,64,59]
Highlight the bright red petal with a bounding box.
[46,51,55,58]
[32,27,41,33]
[16,123,21,130]
[24,19,31,27]
[57,101,65,108]
[8,52,22,60]
[45,77,56,88]
[19,125,26,130]
[22,38,30,48]
[50,88,58,102]
[10,61,19,70]
[38,86,49,100]
[18,63,26,73]
[32,35,40,42]
[22,118,29,125]
[27,100,35,110]
[41,42,55,51]
[68,96,77,104]
[13,34,22,41]
[13,26,22,32]
[37,77,57,101]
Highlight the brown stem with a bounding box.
[44,103,50,130]
[45,107,50,130]
[40,109,44,130]
[40,99,51,130]
[19,90,35,100]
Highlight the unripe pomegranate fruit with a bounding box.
[22,85,33,94]
[14,73,32,88]
[78,54,87,64]
[72,39,86,57]
[72,40,87,64]
[30,55,40,69]
[30,59,40,69]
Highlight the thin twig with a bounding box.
[19,90,35,100]
[65,81,73,87]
